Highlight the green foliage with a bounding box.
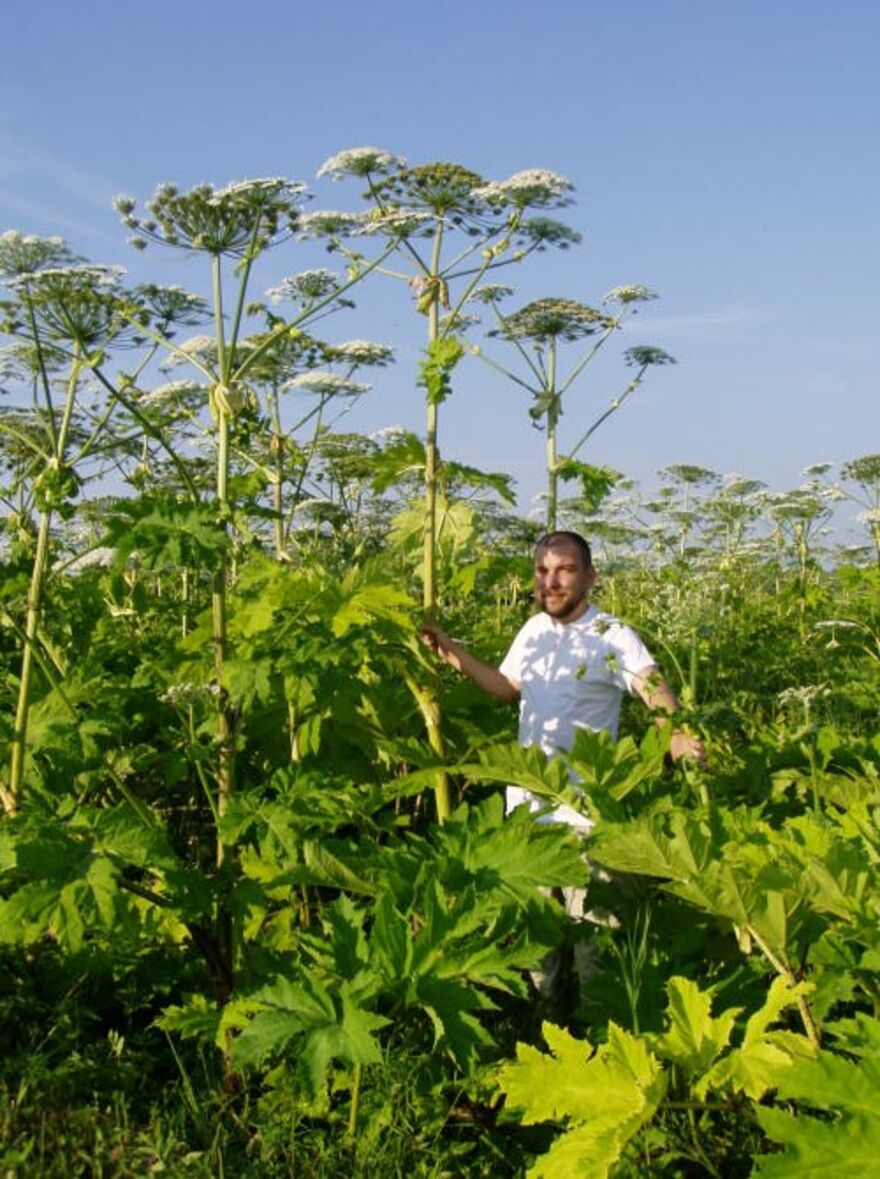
[1,163,878,1175]
[418,336,465,406]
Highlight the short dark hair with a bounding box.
[534,531,592,567]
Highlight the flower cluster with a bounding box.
[624,345,676,367]
[490,297,615,343]
[5,265,133,351]
[133,284,209,333]
[473,168,573,209]
[114,178,308,257]
[317,147,404,181]
[140,379,207,409]
[604,284,658,305]
[466,283,514,305]
[324,339,394,366]
[517,217,582,250]
[282,371,370,396]
[161,334,217,369]
[265,269,344,304]
[297,210,370,241]
[0,231,73,278]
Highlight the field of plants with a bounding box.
[0,153,878,1177]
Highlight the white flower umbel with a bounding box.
[164,334,216,365]
[324,339,394,365]
[265,269,342,304]
[317,147,405,181]
[802,462,835,477]
[140,379,207,408]
[473,168,573,209]
[282,372,370,396]
[624,345,676,367]
[0,231,72,278]
[604,284,658,305]
[466,283,514,305]
[7,264,125,293]
[297,210,371,240]
[116,178,307,257]
[518,217,582,249]
[361,209,433,237]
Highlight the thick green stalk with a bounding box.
[545,340,559,531]
[211,255,235,851]
[267,386,286,560]
[8,352,83,809]
[423,225,450,823]
[747,925,821,1049]
[7,505,52,810]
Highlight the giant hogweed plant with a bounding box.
[307,148,578,819]
[473,288,674,530]
[112,178,400,841]
[0,232,210,812]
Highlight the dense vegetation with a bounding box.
[0,156,878,1176]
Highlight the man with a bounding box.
[421,530,705,829]
[422,530,705,1003]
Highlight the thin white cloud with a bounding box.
[0,127,122,244]
[620,307,775,338]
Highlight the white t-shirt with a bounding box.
[499,606,655,829]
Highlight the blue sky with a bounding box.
[2,0,877,535]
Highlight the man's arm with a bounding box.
[631,666,707,764]
[421,623,520,704]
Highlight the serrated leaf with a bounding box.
[498,1020,665,1131]
[416,975,495,1069]
[371,892,411,980]
[528,1120,624,1179]
[695,977,814,1100]
[157,994,222,1045]
[654,976,741,1075]
[331,579,413,637]
[754,1108,880,1177]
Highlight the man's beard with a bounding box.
[538,589,585,621]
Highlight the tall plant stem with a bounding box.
[423,225,449,822]
[211,255,235,857]
[545,340,559,531]
[8,351,83,810]
[747,925,821,1049]
[347,1062,363,1144]
[7,505,52,811]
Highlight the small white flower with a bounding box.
[317,147,404,180]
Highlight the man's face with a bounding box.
[534,542,596,623]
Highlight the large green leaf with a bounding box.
[497,1021,666,1178]
[754,1051,880,1177]
[695,976,814,1100]
[653,976,741,1076]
